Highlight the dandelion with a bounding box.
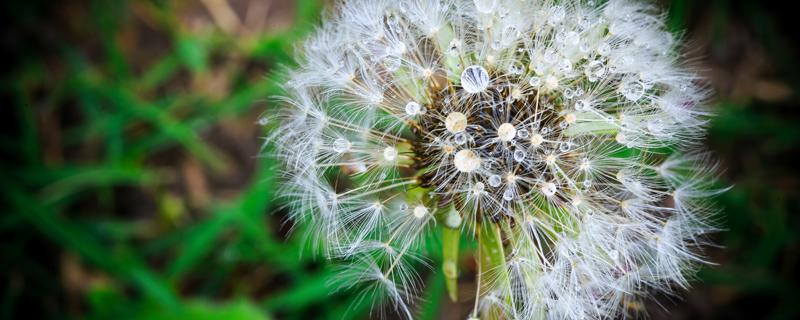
[268,0,724,319]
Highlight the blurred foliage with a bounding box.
[0,0,798,319]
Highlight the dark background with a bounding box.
[1,0,798,319]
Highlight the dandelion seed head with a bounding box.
[270,0,724,318]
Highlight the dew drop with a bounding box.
[529,76,541,87]
[405,101,421,115]
[563,88,574,99]
[558,59,573,73]
[574,99,589,111]
[620,79,645,101]
[548,6,566,26]
[541,126,551,135]
[489,174,502,187]
[564,31,580,45]
[584,60,605,82]
[502,189,514,201]
[517,128,530,139]
[597,42,611,56]
[507,61,525,75]
[383,146,398,161]
[559,142,571,152]
[513,149,527,162]
[461,65,490,94]
[501,25,521,45]
[447,38,462,55]
[454,132,468,145]
[413,205,428,218]
[332,138,351,153]
[473,182,485,194]
[583,179,592,188]
[399,203,408,211]
[257,117,269,126]
[541,182,557,197]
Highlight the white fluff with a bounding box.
[269,0,723,319]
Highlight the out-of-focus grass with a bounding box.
[1,0,798,319]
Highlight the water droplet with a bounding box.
[574,99,589,111]
[559,59,572,73]
[383,146,398,161]
[583,179,592,188]
[548,6,566,26]
[529,76,541,87]
[563,88,574,99]
[559,142,571,152]
[447,38,462,55]
[513,149,526,162]
[332,138,351,153]
[584,60,605,82]
[597,42,611,56]
[543,49,557,63]
[461,65,490,94]
[501,25,520,45]
[489,174,502,187]
[517,128,529,139]
[541,182,557,196]
[540,128,551,136]
[454,132,468,145]
[405,101,421,115]
[257,117,269,126]
[413,205,428,218]
[473,182,485,194]
[507,61,524,75]
[620,79,645,101]
[399,203,408,211]
[502,189,514,201]
[564,31,580,45]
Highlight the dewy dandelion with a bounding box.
[268,0,725,319]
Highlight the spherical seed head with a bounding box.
[271,1,723,319]
[453,149,480,173]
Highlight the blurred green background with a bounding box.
[1,0,798,319]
